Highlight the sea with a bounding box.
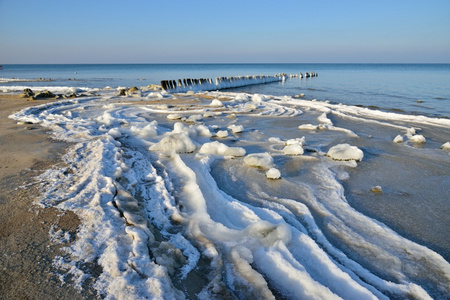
[2,64,450,299]
[1,63,449,117]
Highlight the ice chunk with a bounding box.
[252,94,266,102]
[198,141,246,157]
[441,142,450,151]
[149,133,196,154]
[185,114,203,123]
[286,137,306,146]
[203,111,216,118]
[244,153,274,169]
[167,114,183,120]
[228,124,244,133]
[216,130,228,138]
[408,134,426,144]
[327,144,364,161]
[393,135,404,143]
[108,128,122,139]
[210,99,223,107]
[283,144,304,155]
[266,168,281,179]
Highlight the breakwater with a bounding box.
[161,72,318,92]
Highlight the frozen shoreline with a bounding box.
[4,87,450,299]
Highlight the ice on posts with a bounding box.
[327,144,363,161]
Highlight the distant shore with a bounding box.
[0,94,96,299]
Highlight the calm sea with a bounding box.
[1,63,449,117]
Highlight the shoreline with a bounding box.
[0,95,96,299]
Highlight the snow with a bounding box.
[327,144,364,161]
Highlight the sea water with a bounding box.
[2,64,450,299]
[1,63,449,117]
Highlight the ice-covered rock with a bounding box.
[167,114,183,120]
[185,114,203,123]
[216,130,228,138]
[393,135,404,143]
[440,142,450,151]
[327,144,364,161]
[370,186,383,193]
[228,124,244,133]
[408,134,426,144]
[266,168,281,179]
[198,141,246,157]
[244,153,274,169]
[210,99,223,107]
[283,144,304,155]
[149,133,196,154]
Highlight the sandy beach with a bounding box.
[0,95,96,299]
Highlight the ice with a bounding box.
[228,124,244,133]
[198,141,246,157]
[327,144,364,161]
[244,153,274,169]
[149,133,196,155]
[393,135,404,143]
[408,134,426,144]
[210,99,224,107]
[266,168,281,179]
[167,113,183,120]
[283,144,304,155]
[441,142,450,151]
[215,130,228,138]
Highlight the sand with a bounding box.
[0,95,97,299]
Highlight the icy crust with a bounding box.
[9,90,450,299]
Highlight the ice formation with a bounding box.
[327,144,364,161]
[408,134,426,144]
[244,153,274,169]
[441,142,450,151]
[266,168,281,179]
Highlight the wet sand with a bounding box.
[0,95,96,299]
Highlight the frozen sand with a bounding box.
[0,95,96,299]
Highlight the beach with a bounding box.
[0,95,97,299]
[0,65,449,299]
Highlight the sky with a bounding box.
[0,0,449,64]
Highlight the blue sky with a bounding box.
[0,0,449,63]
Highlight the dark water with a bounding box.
[1,63,449,117]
